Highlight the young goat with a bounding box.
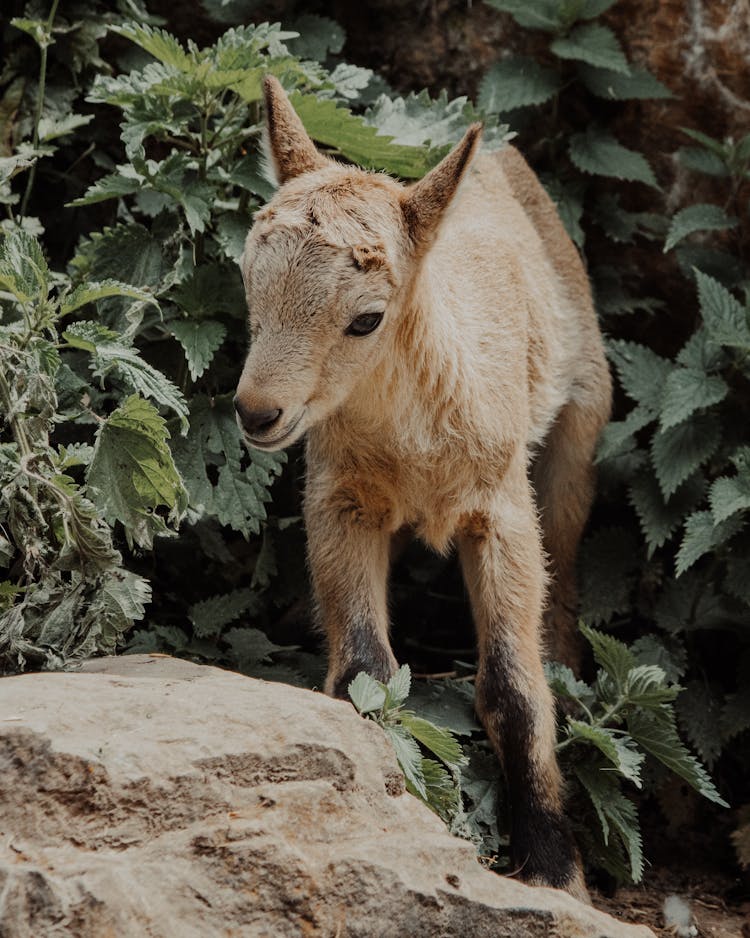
[235,76,612,898]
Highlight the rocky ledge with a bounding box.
[0,655,655,937]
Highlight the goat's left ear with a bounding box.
[263,75,327,184]
[401,123,483,249]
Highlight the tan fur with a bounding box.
[236,76,612,896]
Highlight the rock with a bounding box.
[0,655,654,938]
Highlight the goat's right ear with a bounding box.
[263,75,327,185]
[401,123,482,250]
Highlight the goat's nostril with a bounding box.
[235,402,283,435]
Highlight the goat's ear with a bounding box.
[401,123,482,248]
[263,75,326,184]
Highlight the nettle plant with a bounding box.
[591,127,750,793]
[480,0,671,316]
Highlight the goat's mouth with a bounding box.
[243,409,305,451]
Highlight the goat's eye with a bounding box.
[345,311,383,337]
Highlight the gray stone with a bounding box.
[0,655,655,937]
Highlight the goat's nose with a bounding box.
[233,397,282,435]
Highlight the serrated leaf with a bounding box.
[386,663,411,706]
[285,14,344,60]
[546,661,596,708]
[399,712,466,767]
[169,320,227,381]
[405,681,479,736]
[551,24,630,74]
[629,472,705,556]
[348,671,387,714]
[578,64,672,100]
[677,681,725,769]
[607,340,670,412]
[0,228,49,304]
[188,587,257,637]
[652,414,721,498]
[566,720,644,785]
[664,204,737,252]
[63,321,189,430]
[575,763,643,881]
[38,114,94,142]
[695,269,750,349]
[224,627,284,670]
[86,395,188,550]
[676,510,743,576]
[113,23,193,70]
[384,724,427,799]
[658,366,728,430]
[624,665,679,708]
[541,174,585,247]
[478,57,560,113]
[68,171,143,207]
[421,757,461,822]
[627,708,728,806]
[61,280,157,316]
[631,635,687,684]
[580,622,635,691]
[711,473,750,524]
[569,128,658,188]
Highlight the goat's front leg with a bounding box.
[458,481,588,900]
[305,488,397,699]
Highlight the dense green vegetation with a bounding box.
[1,0,747,885]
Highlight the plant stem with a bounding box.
[19,0,60,218]
[0,367,32,459]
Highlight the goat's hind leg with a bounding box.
[458,483,588,900]
[533,392,609,673]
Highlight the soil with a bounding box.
[596,868,750,937]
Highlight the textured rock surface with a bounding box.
[0,655,655,937]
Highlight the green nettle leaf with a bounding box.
[627,708,728,806]
[478,57,560,113]
[399,713,466,767]
[386,664,412,706]
[695,270,750,349]
[169,320,227,381]
[631,635,687,684]
[624,665,679,708]
[112,24,194,70]
[484,0,563,31]
[651,414,721,498]
[385,724,428,799]
[0,228,49,304]
[678,681,726,769]
[578,64,672,100]
[188,587,258,638]
[348,671,388,714]
[607,340,670,414]
[86,395,188,550]
[709,469,750,524]
[629,473,705,557]
[541,176,585,247]
[68,171,144,206]
[658,366,728,430]
[38,114,94,142]
[551,24,630,74]
[63,322,189,430]
[664,204,738,252]
[575,763,644,882]
[546,662,596,708]
[566,720,644,786]
[366,89,512,154]
[676,510,744,576]
[569,128,659,188]
[579,623,635,691]
[60,280,158,317]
